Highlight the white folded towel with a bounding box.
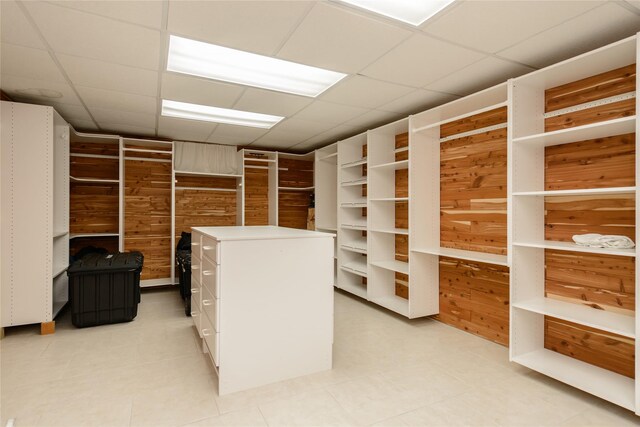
[572,233,635,249]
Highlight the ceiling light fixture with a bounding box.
[167,35,347,98]
[338,0,455,26]
[162,99,284,129]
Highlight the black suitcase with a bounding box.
[176,249,192,316]
[67,252,144,328]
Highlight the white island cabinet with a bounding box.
[191,226,335,395]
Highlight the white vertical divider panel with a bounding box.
[171,142,176,284]
[269,153,278,226]
[118,137,124,252]
[236,150,245,226]
[635,33,640,414]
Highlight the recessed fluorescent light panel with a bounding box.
[167,35,347,97]
[339,0,455,26]
[162,99,284,129]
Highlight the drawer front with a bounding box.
[201,256,220,299]
[202,236,219,264]
[191,255,202,285]
[201,284,219,332]
[191,291,201,337]
[191,232,202,259]
[201,311,220,366]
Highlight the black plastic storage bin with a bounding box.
[67,252,144,328]
[176,232,192,317]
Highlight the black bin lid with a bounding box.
[68,251,144,275]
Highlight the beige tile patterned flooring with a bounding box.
[1,288,638,427]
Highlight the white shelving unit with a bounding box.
[509,34,639,414]
[242,149,278,226]
[1,102,70,332]
[315,143,338,233]
[337,133,369,299]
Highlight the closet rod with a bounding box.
[244,165,270,170]
[175,186,237,192]
[123,148,173,155]
[124,156,172,163]
[71,153,119,160]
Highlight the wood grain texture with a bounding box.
[545,317,634,378]
[175,187,237,241]
[71,141,119,157]
[438,257,510,346]
[545,249,635,316]
[545,133,635,190]
[440,109,508,255]
[244,164,269,226]
[278,158,313,188]
[124,159,172,280]
[394,133,409,298]
[70,182,119,234]
[278,190,312,229]
[71,156,119,180]
[545,64,635,113]
[544,64,635,132]
[395,132,409,162]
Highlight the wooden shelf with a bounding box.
[340,178,367,187]
[411,247,508,266]
[370,228,409,235]
[370,295,409,316]
[513,116,635,147]
[369,160,408,170]
[513,187,636,197]
[513,240,636,257]
[514,298,635,338]
[513,349,635,411]
[340,259,367,278]
[341,158,367,169]
[70,176,118,184]
[174,170,242,178]
[370,260,408,274]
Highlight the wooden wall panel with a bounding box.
[278,190,311,229]
[545,133,635,190]
[544,64,635,132]
[175,188,237,240]
[545,317,634,378]
[545,249,635,315]
[70,141,119,157]
[279,158,313,188]
[394,133,410,298]
[70,156,119,180]
[244,165,269,226]
[440,107,507,138]
[124,159,172,281]
[440,109,508,255]
[438,257,510,346]
[70,183,119,234]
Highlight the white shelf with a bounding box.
[513,240,636,257]
[338,281,367,299]
[341,245,367,255]
[370,228,409,235]
[52,266,67,278]
[514,298,635,338]
[412,101,508,134]
[371,295,409,316]
[394,146,409,154]
[370,197,408,202]
[513,116,635,147]
[174,170,242,178]
[279,186,314,191]
[513,187,636,197]
[513,349,635,411]
[341,178,367,187]
[319,152,338,161]
[341,224,367,231]
[411,247,508,266]
[341,237,367,254]
[53,230,69,238]
[341,158,367,168]
[369,160,408,170]
[316,226,337,232]
[340,259,368,278]
[70,176,118,184]
[70,232,119,239]
[245,157,276,163]
[341,201,367,208]
[370,260,409,274]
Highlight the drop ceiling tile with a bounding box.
[24,1,160,70]
[100,123,156,138]
[76,86,157,115]
[625,0,640,12]
[158,116,217,142]
[161,73,243,108]
[498,3,640,68]
[251,130,306,150]
[342,109,403,130]
[423,0,603,54]
[362,34,485,88]
[319,75,414,109]
[271,118,336,138]
[48,1,163,29]
[57,54,158,97]
[209,124,269,142]
[378,89,459,115]
[233,88,312,117]
[292,101,368,125]
[0,43,66,82]
[277,2,411,74]
[0,1,45,49]
[89,107,156,129]
[206,134,255,146]
[426,57,534,97]
[168,0,313,55]
[47,102,94,123]
[293,124,360,148]
[0,74,82,105]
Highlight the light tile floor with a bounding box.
[1,288,638,427]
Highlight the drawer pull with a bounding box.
[202,270,215,276]
[191,312,198,317]
[202,299,213,306]
[202,328,213,337]
[203,245,215,250]
[191,265,200,270]
[191,288,199,294]
[191,242,200,246]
